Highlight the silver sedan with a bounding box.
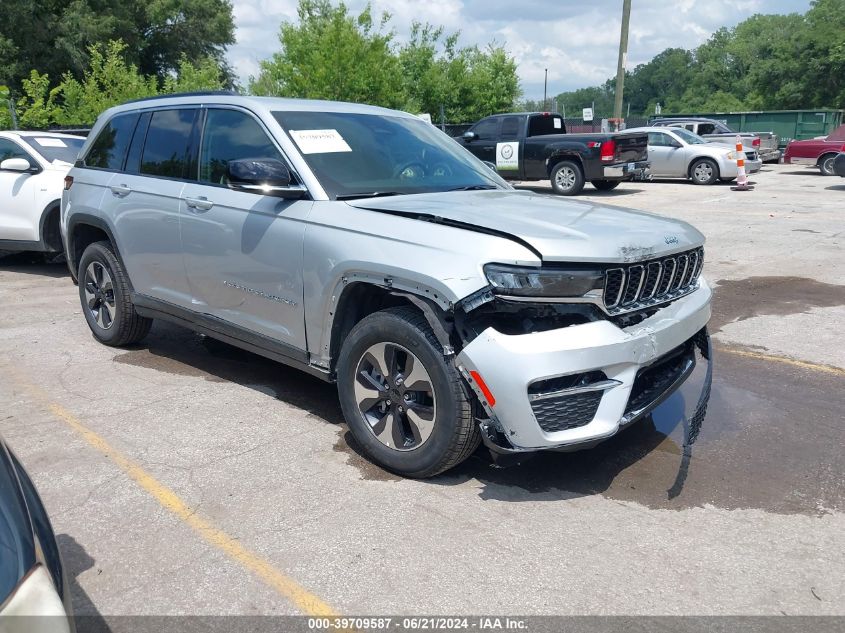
[627,126,763,185]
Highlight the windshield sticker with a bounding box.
[496,141,519,171]
[289,129,352,154]
[33,137,68,148]
[553,118,562,129]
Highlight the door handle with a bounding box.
[110,184,131,197]
[183,196,214,212]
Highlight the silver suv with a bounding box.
[62,93,712,477]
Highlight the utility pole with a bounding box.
[543,68,548,110]
[613,0,632,121]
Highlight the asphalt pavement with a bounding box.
[0,164,842,621]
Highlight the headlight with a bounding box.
[725,151,737,159]
[484,263,604,298]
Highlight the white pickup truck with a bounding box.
[652,117,781,163]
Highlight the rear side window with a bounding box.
[200,109,285,185]
[140,109,199,179]
[527,115,563,137]
[84,113,140,170]
[698,123,716,135]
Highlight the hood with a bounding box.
[703,142,738,151]
[346,190,704,263]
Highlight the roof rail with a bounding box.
[123,90,238,105]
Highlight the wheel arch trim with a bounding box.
[65,213,128,285]
[314,273,463,370]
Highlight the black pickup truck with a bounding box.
[455,112,650,195]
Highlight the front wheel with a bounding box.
[690,158,719,185]
[78,241,152,346]
[550,160,585,195]
[336,307,479,478]
[819,154,837,176]
[590,180,620,191]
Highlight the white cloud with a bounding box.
[226,0,812,97]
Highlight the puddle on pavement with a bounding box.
[113,320,844,516]
[434,349,844,516]
[333,431,402,482]
[709,276,845,333]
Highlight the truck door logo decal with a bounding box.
[496,142,519,171]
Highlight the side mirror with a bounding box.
[226,158,307,199]
[0,158,34,172]
[462,131,477,142]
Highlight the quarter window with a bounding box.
[200,109,285,185]
[84,113,140,170]
[140,109,199,179]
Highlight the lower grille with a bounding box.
[623,341,696,422]
[531,391,603,433]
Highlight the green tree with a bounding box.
[550,1,845,116]
[252,3,521,121]
[15,71,62,128]
[57,41,161,125]
[398,24,520,121]
[250,0,405,108]
[12,40,227,127]
[0,0,234,92]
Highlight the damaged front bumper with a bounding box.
[456,279,712,452]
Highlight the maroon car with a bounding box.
[783,124,845,175]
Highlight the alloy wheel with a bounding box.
[555,166,577,191]
[353,342,436,451]
[83,262,116,330]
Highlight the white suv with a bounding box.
[0,131,85,257]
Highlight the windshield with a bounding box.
[672,128,707,145]
[25,136,86,164]
[272,111,508,199]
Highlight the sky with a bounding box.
[228,0,813,100]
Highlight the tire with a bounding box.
[590,180,620,191]
[689,158,719,185]
[336,306,479,478]
[550,160,585,195]
[819,153,837,176]
[78,241,152,346]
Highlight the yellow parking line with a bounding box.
[8,371,337,617]
[718,347,845,377]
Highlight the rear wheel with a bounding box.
[550,160,585,195]
[819,153,837,176]
[78,241,152,346]
[690,158,719,185]
[336,307,479,478]
[590,180,620,191]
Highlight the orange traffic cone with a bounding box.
[731,135,754,191]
